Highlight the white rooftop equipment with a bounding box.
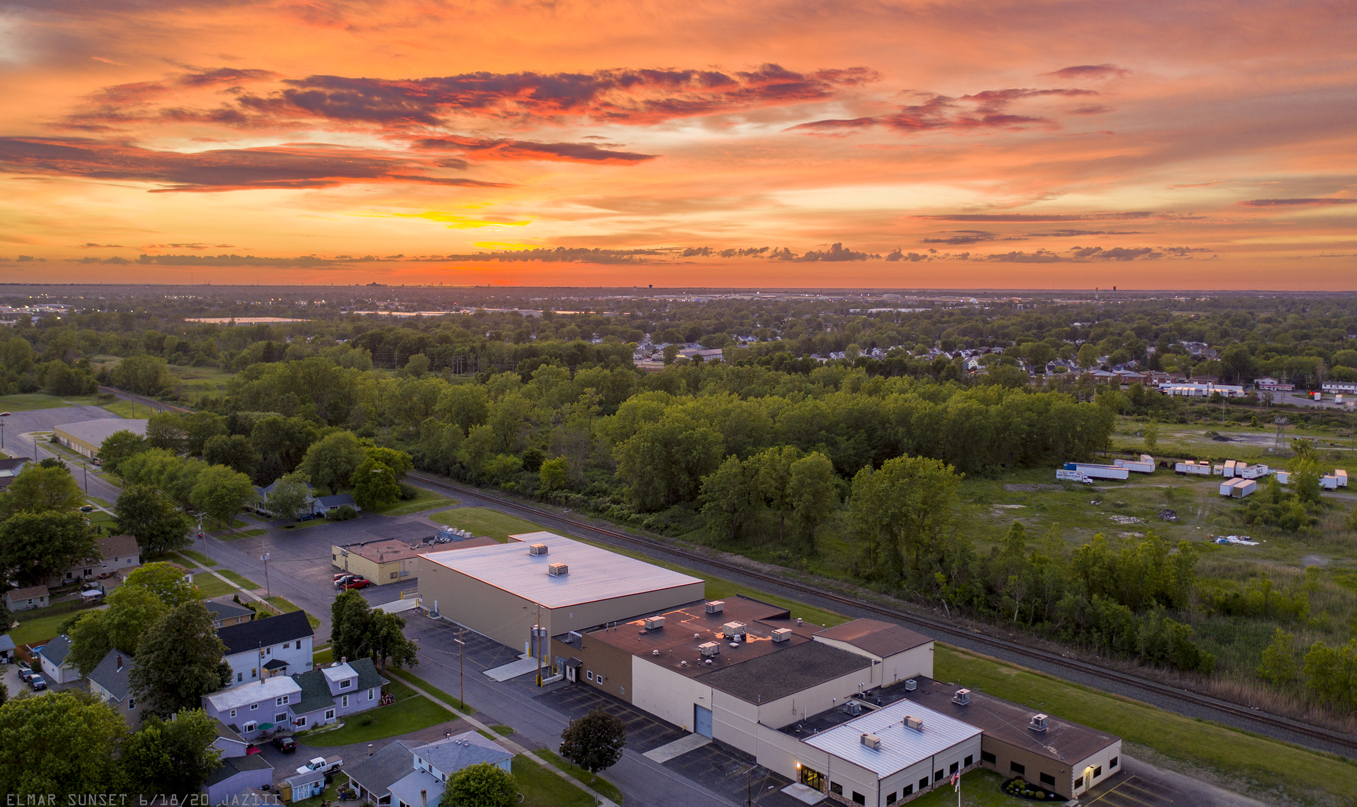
[861,733,882,750]
[952,688,971,706]
[705,600,724,614]
[771,628,793,643]
[1029,713,1049,732]
[529,543,548,556]
[803,699,982,779]
[722,621,747,640]
[644,616,665,631]
[699,642,720,657]
[548,562,569,577]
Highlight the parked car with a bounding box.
[79,504,94,512]
[273,736,298,754]
[18,665,35,683]
[341,577,370,590]
[295,756,342,776]
[296,513,318,522]
[28,673,47,691]
[245,745,263,756]
[91,457,102,467]
[333,574,354,588]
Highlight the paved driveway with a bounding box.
[1083,757,1271,807]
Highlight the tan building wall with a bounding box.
[980,737,1079,798]
[53,428,99,457]
[1072,740,1123,797]
[549,634,634,699]
[332,547,416,586]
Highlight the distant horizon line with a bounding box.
[2,283,1357,295]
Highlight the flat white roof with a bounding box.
[54,418,148,445]
[421,532,703,609]
[803,699,982,778]
[203,677,301,711]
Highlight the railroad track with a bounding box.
[91,386,1356,755]
[409,470,1357,757]
[98,386,194,414]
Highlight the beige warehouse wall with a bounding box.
[757,665,876,730]
[632,656,713,734]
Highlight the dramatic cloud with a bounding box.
[413,136,656,164]
[793,88,1096,135]
[915,212,1158,222]
[237,64,878,127]
[1043,65,1131,80]
[923,230,1001,245]
[177,67,278,87]
[0,137,505,192]
[1239,198,1357,207]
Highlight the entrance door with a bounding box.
[694,704,713,738]
[799,766,824,791]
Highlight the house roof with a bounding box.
[289,668,336,716]
[316,493,356,508]
[257,479,314,497]
[421,532,702,610]
[0,457,27,474]
[88,649,133,702]
[0,635,15,653]
[5,584,49,601]
[203,754,273,788]
[215,720,247,746]
[350,657,387,690]
[262,658,290,671]
[814,619,932,658]
[699,640,871,704]
[286,769,326,788]
[414,731,512,775]
[217,609,313,656]
[344,740,418,795]
[206,598,253,622]
[39,634,72,667]
[388,770,444,807]
[803,698,982,778]
[203,676,302,712]
[98,533,139,560]
[54,418,149,446]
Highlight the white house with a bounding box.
[49,534,141,588]
[3,584,49,612]
[87,649,145,726]
[313,493,361,517]
[345,732,513,807]
[38,634,81,684]
[218,610,314,686]
[201,676,304,741]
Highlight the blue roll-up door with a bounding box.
[694,704,713,738]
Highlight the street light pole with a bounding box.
[455,630,466,708]
[261,552,271,598]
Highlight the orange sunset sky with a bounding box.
[0,0,1354,289]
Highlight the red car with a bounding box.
[341,577,370,590]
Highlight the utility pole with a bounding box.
[456,629,466,707]
[536,601,544,687]
[0,413,7,448]
[197,514,208,564]
[261,552,271,598]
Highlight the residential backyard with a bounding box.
[300,680,454,747]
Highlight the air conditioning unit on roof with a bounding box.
[529,543,548,556]
[860,733,881,750]
[903,715,924,731]
[699,642,720,657]
[722,621,746,640]
[1029,713,1049,732]
[644,616,665,631]
[705,600,724,614]
[547,563,568,576]
[904,679,917,691]
[952,688,971,706]
[770,628,792,643]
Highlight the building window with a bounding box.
[586,671,594,682]
[282,695,289,704]
[934,771,944,782]
[325,709,335,720]
[852,793,865,805]
[250,703,258,711]
[982,751,996,764]
[296,717,307,727]
[950,762,959,775]
[619,686,625,696]
[128,699,135,710]
[887,794,897,805]
[1093,766,1102,778]
[252,668,257,679]
[918,778,928,791]
[342,695,349,708]
[903,785,913,797]
[1010,762,1025,775]
[230,709,237,718]
[1040,773,1056,787]
[829,783,842,796]
[340,679,352,689]
[244,722,256,732]
[1110,757,1118,770]
[276,713,287,723]
[965,755,973,767]
[237,673,243,683]
[390,572,398,580]
[368,688,375,700]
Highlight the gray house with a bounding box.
[313,493,360,517]
[201,755,274,805]
[38,634,81,684]
[4,584,49,612]
[346,732,512,807]
[87,649,144,726]
[289,657,388,731]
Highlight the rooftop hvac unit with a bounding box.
[1029,713,1049,732]
[644,616,665,631]
[843,701,862,716]
[547,563,568,577]
[952,688,971,706]
[705,600,725,614]
[566,631,582,644]
[699,642,720,657]
[903,716,924,732]
[860,733,882,751]
[529,543,549,556]
[904,679,917,691]
[770,628,793,643]
[722,621,747,640]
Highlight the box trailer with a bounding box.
[1056,469,1093,484]
[1314,392,1323,401]
[1239,464,1270,480]
[1337,469,1348,488]
[1065,462,1129,481]
[1213,464,1224,475]
[1275,470,1290,485]
[1175,461,1212,476]
[1231,478,1257,498]
[1219,480,1235,496]
[1223,460,1237,478]
[1321,475,1339,491]
[1115,454,1156,474]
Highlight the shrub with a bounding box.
[327,505,358,521]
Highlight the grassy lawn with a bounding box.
[280,518,332,532]
[88,496,112,508]
[174,549,216,567]
[536,748,625,805]
[384,668,472,712]
[313,646,333,666]
[429,507,545,542]
[192,575,236,598]
[513,755,595,807]
[9,605,86,646]
[369,487,458,517]
[87,511,117,530]
[101,399,160,419]
[301,681,454,747]
[219,569,259,589]
[0,393,72,412]
[267,596,321,628]
[906,768,1015,807]
[168,365,234,405]
[935,645,1357,806]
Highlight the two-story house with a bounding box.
[345,731,512,807]
[289,657,388,731]
[218,609,314,685]
[87,649,145,726]
[49,534,141,588]
[201,676,304,741]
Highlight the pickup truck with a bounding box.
[296,756,343,776]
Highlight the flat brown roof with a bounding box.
[340,538,422,563]
[815,618,932,658]
[901,676,1119,765]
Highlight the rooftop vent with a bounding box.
[644,616,665,631]
[952,688,971,706]
[860,733,882,751]
[903,715,924,732]
[699,641,721,657]
[529,543,549,556]
[652,649,661,657]
[566,631,582,644]
[770,628,793,643]
[1029,713,1049,732]
[705,600,725,615]
[547,563,568,577]
[722,621,747,640]
[904,679,917,692]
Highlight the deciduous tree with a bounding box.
[0,690,129,796]
[189,464,256,529]
[559,708,627,775]
[68,586,168,675]
[0,463,84,519]
[130,602,231,718]
[440,762,517,807]
[786,452,838,553]
[115,484,193,555]
[124,709,222,797]
[202,434,259,478]
[265,471,314,521]
[351,458,401,509]
[300,431,367,494]
[0,510,99,586]
[98,429,149,473]
[124,562,200,610]
[699,455,759,544]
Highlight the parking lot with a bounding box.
[535,681,690,755]
[1083,760,1270,807]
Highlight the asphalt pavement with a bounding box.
[1,402,125,505]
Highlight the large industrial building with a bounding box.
[54,418,148,458]
[424,532,1121,804]
[416,532,704,656]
